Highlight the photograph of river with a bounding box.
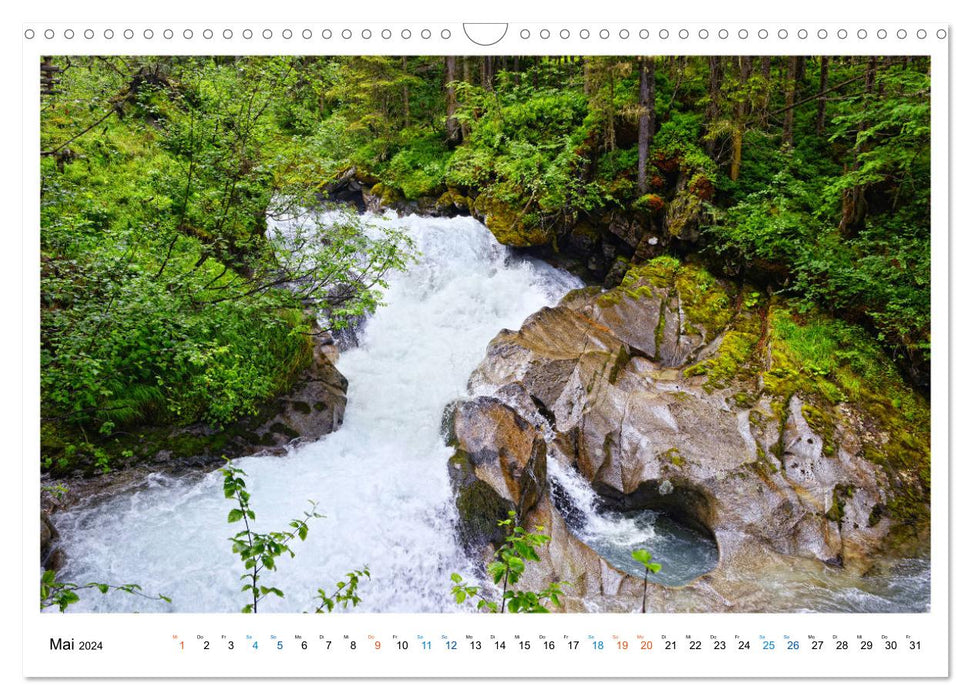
[39,54,931,614]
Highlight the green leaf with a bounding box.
[631,549,653,566]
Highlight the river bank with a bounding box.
[44,210,930,614]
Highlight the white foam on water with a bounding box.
[51,212,581,613]
[47,211,930,613]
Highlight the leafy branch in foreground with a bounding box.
[631,549,662,614]
[313,567,370,613]
[451,511,568,613]
[221,465,368,613]
[40,569,171,612]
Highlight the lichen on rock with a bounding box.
[447,255,930,612]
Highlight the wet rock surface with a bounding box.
[446,397,548,552]
[447,258,930,612]
[252,344,348,449]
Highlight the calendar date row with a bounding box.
[176,635,923,653]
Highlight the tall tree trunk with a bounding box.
[840,57,878,235]
[637,56,656,195]
[782,55,798,148]
[444,56,461,146]
[605,64,616,151]
[459,57,472,141]
[740,55,753,84]
[816,56,829,136]
[704,56,722,157]
[731,57,752,181]
[401,56,410,129]
[482,56,494,91]
[663,56,686,122]
[760,57,772,125]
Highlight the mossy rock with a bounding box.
[633,193,665,212]
[659,447,686,467]
[617,256,734,336]
[674,263,735,332]
[764,303,930,505]
[595,267,930,530]
[801,403,837,457]
[665,189,705,241]
[607,344,632,385]
[826,483,855,523]
[473,194,551,247]
[448,450,512,551]
[560,286,602,309]
[370,182,403,207]
[731,390,758,408]
[595,278,654,309]
[436,188,470,212]
[685,329,758,391]
[571,219,601,241]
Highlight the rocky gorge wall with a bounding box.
[444,257,930,612]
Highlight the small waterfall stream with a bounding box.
[547,458,719,587]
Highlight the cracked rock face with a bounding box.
[253,344,348,448]
[446,259,930,612]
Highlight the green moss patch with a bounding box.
[659,447,686,467]
[761,303,930,523]
[685,330,758,390]
[474,195,551,247]
[674,263,734,332]
[801,404,837,457]
[370,182,403,207]
[612,256,733,338]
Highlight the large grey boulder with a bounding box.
[448,257,930,612]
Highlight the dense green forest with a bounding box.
[40,55,931,475]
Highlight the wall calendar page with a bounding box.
[15,0,956,690]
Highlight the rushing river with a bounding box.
[50,212,581,613]
[48,211,930,614]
